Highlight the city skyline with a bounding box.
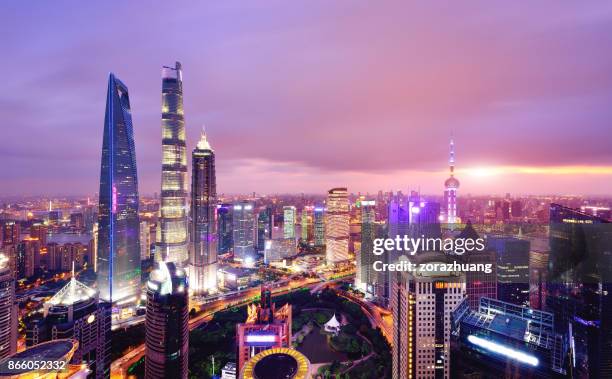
[3,2,612,196]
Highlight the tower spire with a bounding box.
[449,135,455,175]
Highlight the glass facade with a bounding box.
[189,133,218,293]
[97,73,141,305]
[156,62,189,265]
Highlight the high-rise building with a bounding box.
[325,188,349,265]
[2,222,20,246]
[529,249,548,310]
[300,206,314,243]
[379,194,441,305]
[16,238,39,279]
[217,204,233,254]
[145,262,189,379]
[26,270,112,378]
[156,61,189,265]
[458,222,497,309]
[70,213,84,230]
[232,201,256,264]
[391,253,465,379]
[256,207,273,253]
[487,236,530,305]
[236,286,292,372]
[140,221,151,261]
[355,200,377,296]
[443,138,459,224]
[313,207,325,247]
[547,204,612,378]
[96,73,141,306]
[450,297,568,378]
[189,131,218,293]
[30,223,48,246]
[0,254,17,360]
[282,206,296,239]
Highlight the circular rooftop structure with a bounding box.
[0,339,78,377]
[241,348,311,379]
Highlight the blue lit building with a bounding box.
[96,73,141,306]
[451,297,568,378]
[217,204,233,254]
[232,201,256,264]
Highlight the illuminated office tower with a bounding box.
[325,188,349,265]
[189,131,218,293]
[97,73,141,306]
[235,286,292,372]
[232,201,256,264]
[140,221,151,260]
[257,207,273,253]
[313,207,325,247]
[26,270,112,378]
[301,206,313,243]
[391,253,465,379]
[547,204,612,378]
[450,298,568,378]
[282,206,296,239]
[0,255,17,359]
[443,138,459,224]
[355,200,377,296]
[156,61,189,265]
[217,204,233,254]
[145,262,189,379]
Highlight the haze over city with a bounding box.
[3,1,612,195]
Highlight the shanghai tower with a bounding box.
[189,130,218,293]
[156,62,189,265]
[97,73,141,305]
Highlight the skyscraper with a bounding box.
[140,221,151,261]
[26,269,112,378]
[355,200,377,296]
[391,253,466,379]
[97,73,141,306]
[217,204,233,254]
[233,201,256,264]
[300,206,314,243]
[547,204,612,378]
[156,61,189,265]
[313,207,325,247]
[256,206,273,253]
[282,206,296,239]
[0,254,17,360]
[325,188,349,265]
[444,138,459,224]
[189,131,218,293]
[487,236,530,305]
[145,262,189,379]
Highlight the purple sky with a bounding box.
[2,2,612,196]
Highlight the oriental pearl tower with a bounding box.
[444,138,460,224]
